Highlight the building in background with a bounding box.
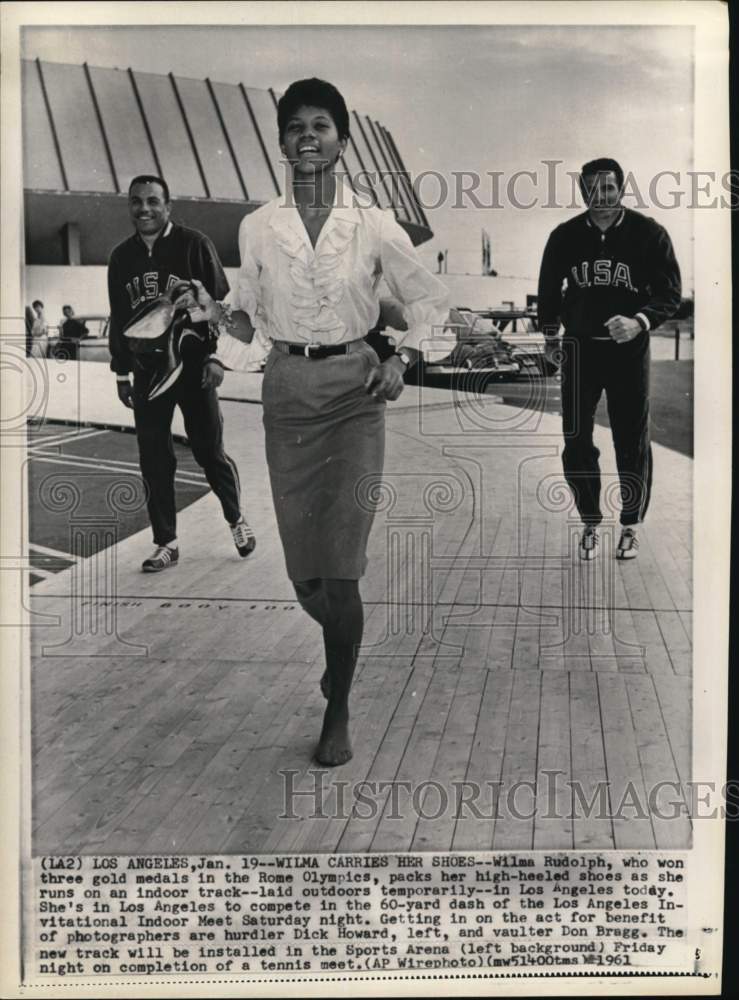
[22,59,433,320]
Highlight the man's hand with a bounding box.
[172,278,218,324]
[201,359,225,389]
[605,315,642,344]
[117,379,134,409]
[364,355,405,401]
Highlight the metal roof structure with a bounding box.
[22,59,433,266]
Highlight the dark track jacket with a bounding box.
[107,222,229,376]
[537,208,682,340]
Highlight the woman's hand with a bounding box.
[172,278,219,324]
[364,355,406,401]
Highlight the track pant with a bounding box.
[560,333,652,527]
[133,367,241,546]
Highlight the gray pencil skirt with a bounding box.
[261,341,386,582]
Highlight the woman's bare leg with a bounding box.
[315,578,363,766]
[293,579,331,697]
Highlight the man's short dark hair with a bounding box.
[580,158,624,191]
[128,174,170,203]
[277,78,350,144]
[32,300,43,310]
[62,305,72,314]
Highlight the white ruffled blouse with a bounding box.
[214,184,452,371]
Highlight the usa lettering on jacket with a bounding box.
[126,272,185,310]
[570,259,636,291]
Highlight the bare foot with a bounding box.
[315,705,353,767]
[320,670,330,699]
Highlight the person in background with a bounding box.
[24,305,35,358]
[537,157,681,561]
[29,300,49,358]
[61,305,89,340]
[57,305,89,360]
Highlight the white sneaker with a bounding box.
[578,526,598,561]
[142,544,179,573]
[230,517,256,558]
[617,527,639,560]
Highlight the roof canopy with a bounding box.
[22,59,433,265]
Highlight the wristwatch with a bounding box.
[396,351,412,370]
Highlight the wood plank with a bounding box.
[32,653,219,833]
[538,518,566,671]
[655,611,692,676]
[652,674,692,788]
[533,671,573,849]
[629,610,674,676]
[143,618,326,852]
[486,561,517,671]
[569,671,614,849]
[336,655,438,852]
[367,656,463,852]
[611,609,646,673]
[639,526,692,609]
[512,518,546,671]
[560,553,594,672]
[34,657,238,853]
[625,674,692,848]
[98,658,282,853]
[179,640,330,853]
[632,541,677,612]
[492,670,541,849]
[452,670,514,851]
[411,666,488,851]
[597,673,655,849]
[619,549,653,611]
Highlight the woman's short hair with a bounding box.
[277,78,350,143]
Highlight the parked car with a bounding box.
[474,308,552,377]
[422,311,520,383]
[373,302,553,387]
[47,315,111,363]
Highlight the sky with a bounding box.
[21,21,695,291]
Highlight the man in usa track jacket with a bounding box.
[537,157,682,561]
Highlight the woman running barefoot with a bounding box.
[188,78,450,766]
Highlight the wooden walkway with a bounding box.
[30,385,693,855]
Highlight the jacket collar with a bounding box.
[585,208,625,231]
[134,220,174,250]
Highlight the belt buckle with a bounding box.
[304,342,321,358]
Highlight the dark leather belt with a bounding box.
[272,339,364,359]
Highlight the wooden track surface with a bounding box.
[29,378,693,854]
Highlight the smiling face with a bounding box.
[280,105,347,177]
[129,181,171,238]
